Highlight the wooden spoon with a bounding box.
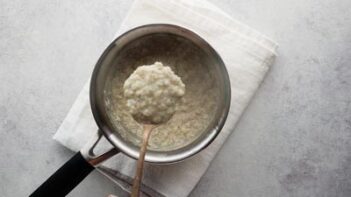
[130,124,156,197]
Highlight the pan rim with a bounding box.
[90,23,231,164]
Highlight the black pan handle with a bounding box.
[30,151,94,197]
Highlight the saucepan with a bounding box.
[31,24,231,197]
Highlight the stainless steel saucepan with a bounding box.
[30,24,231,197]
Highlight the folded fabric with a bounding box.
[53,0,278,196]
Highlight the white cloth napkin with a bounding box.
[53,0,278,196]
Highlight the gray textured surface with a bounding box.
[0,0,350,196]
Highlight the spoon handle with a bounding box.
[131,124,155,197]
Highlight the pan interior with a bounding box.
[102,33,222,152]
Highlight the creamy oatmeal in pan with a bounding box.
[104,35,220,151]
